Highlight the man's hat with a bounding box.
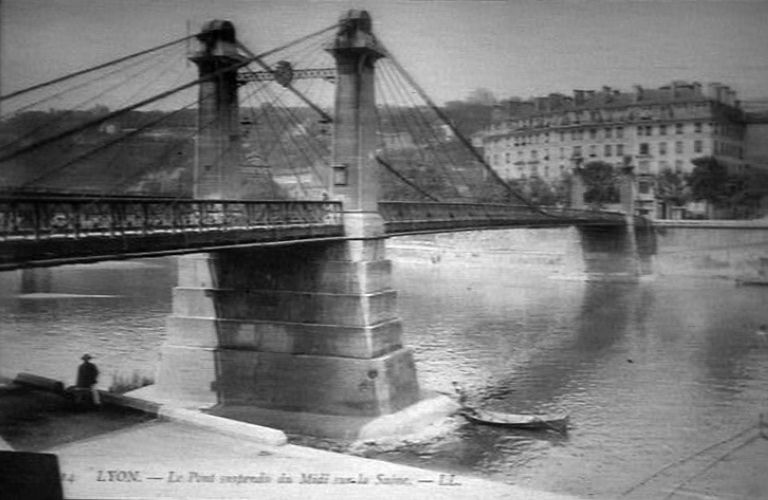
[81,354,92,361]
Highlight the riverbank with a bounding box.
[0,372,580,500]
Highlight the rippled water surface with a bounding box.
[2,251,767,498]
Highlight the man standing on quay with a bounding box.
[76,354,100,406]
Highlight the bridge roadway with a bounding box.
[0,195,627,270]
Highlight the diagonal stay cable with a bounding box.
[20,100,199,188]
[236,41,333,124]
[376,155,439,201]
[379,60,465,199]
[0,24,339,165]
[378,41,538,209]
[374,67,441,201]
[2,46,182,153]
[0,35,197,102]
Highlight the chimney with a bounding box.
[692,82,702,96]
[548,93,564,110]
[633,85,644,102]
[708,82,722,101]
[574,90,586,106]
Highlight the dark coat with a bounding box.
[76,361,99,388]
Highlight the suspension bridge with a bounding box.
[0,10,642,438]
[0,11,628,271]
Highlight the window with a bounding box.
[645,125,653,136]
[639,143,650,155]
[589,129,597,139]
[333,164,349,186]
[675,141,683,154]
[505,152,511,163]
[589,145,597,157]
[676,123,684,135]
[605,127,613,139]
[694,122,703,133]
[616,126,624,139]
[573,146,582,157]
[674,160,683,173]
[637,125,644,137]
[694,140,703,153]
[660,124,667,135]
[604,144,612,157]
[638,181,651,194]
[659,142,667,155]
[616,144,624,156]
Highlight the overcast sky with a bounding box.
[3,0,768,106]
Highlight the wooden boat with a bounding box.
[735,277,768,287]
[460,407,569,432]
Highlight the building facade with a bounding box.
[477,81,748,182]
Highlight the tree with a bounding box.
[524,176,559,206]
[580,161,619,207]
[687,156,730,206]
[656,168,688,207]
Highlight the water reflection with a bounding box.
[390,260,768,498]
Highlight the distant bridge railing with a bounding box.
[379,201,627,235]
[0,196,344,269]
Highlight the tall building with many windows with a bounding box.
[477,81,748,182]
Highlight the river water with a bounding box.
[1,235,767,498]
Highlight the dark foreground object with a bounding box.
[0,450,64,500]
[461,407,570,432]
[0,384,153,451]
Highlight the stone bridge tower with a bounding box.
[148,11,454,438]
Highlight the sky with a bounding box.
[2,0,768,107]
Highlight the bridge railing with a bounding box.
[379,201,625,234]
[0,196,344,241]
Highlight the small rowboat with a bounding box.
[461,407,569,432]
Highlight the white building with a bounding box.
[477,81,749,182]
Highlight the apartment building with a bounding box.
[478,81,748,182]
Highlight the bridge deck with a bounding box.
[0,197,627,270]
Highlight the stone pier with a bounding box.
[146,11,454,438]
